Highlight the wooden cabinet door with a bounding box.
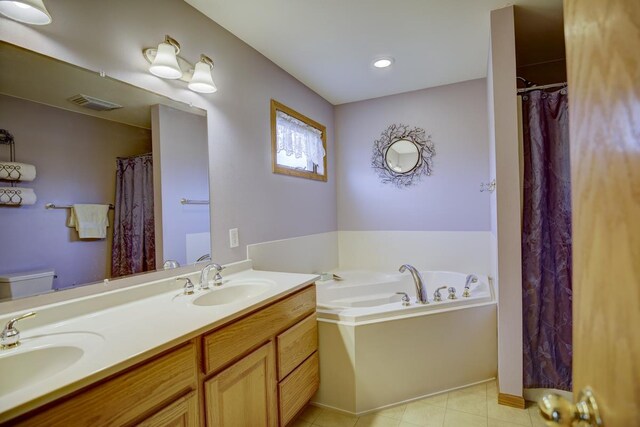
[138,392,199,427]
[204,342,278,427]
[561,0,640,425]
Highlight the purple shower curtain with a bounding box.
[521,88,572,391]
[111,153,156,278]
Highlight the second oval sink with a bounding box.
[193,283,270,306]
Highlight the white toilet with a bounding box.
[0,270,55,300]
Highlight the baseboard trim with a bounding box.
[498,392,526,409]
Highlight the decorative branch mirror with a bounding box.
[371,124,435,187]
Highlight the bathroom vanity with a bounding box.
[0,267,319,426]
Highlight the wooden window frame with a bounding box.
[271,99,327,182]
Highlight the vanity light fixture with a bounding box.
[373,57,394,68]
[188,55,217,94]
[145,35,183,79]
[143,36,218,94]
[0,0,52,25]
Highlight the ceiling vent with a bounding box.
[67,94,123,111]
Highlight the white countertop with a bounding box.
[0,267,318,421]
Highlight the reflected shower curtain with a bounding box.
[521,88,572,390]
[111,153,155,278]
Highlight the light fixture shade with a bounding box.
[0,0,52,25]
[149,42,182,80]
[188,60,217,94]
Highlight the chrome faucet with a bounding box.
[399,264,429,304]
[1,311,36,349]
[199,262,225,289]
[463,274,478,297]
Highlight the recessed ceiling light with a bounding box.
[373,58,394,68]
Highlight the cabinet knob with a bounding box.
[538,387,603,426]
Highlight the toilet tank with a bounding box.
[0,270,55,300]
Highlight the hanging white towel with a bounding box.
[68,204,110,239]
[0,162,36,181]
[0,187,37,205]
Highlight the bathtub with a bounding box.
[312,270,498,415]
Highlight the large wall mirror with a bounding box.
[0,42,211,301]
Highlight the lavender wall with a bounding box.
[0,0,337,266]
[152,105,209,266]
[0,95,151,289]
[335,79,490,231]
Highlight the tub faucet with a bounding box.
[200,262,225,289]
[463,274,478,297]
[399,264,429,304]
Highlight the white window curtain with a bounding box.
[276,110,325,167]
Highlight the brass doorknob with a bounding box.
[538,387,603,426]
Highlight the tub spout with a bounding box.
[399,264,429,304]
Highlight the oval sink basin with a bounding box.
[193,284,270,306]
[0,345,83,397]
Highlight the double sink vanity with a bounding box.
[0,262,320,426]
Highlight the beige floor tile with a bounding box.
[488,419,530,427]
[355,414,401,427]
[450,383,487,398]
[299,405,324,423]
[401,401,446,426]
[443,409,488,427]
[486,382,498,398]
[314,409,359,427]
[446,391,488,417]
[398,422,424,427]
[413,393,448,408]
[487,401,532,427]
[526,403,546,427]
[371,404,407,420]
[289,419,314,427]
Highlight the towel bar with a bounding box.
[180,198,209,205]
[45,203,114,210]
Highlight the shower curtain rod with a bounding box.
[517,82,567,93]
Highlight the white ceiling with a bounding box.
[185,0,563,105]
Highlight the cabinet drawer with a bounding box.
[203,285,316,375]
[278,351,319,427]
[15,342,197,427]
[277,313,318,380]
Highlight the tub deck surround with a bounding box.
[313,270,497,414]
[0,266,319,422]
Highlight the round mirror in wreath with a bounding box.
[372,124,435,187]
[385,139,420,174]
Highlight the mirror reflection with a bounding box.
[385,139,420,174]
[0,42,210,301]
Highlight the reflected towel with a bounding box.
[0,162,36,181]
[0,187,37,205]
[68,204,110,239]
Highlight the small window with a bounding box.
[271,99,327,181]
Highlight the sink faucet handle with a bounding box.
[395,292,411,306]
[212,263,225,286]
[447,287,458,300]
[177,277,195,295]
[433,286,447,302]
[1,311,36,350]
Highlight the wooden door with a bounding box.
[138,392,199,427]
[564,0,640,425]
[204,342,278,427]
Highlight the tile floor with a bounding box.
[291,381,547,427]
